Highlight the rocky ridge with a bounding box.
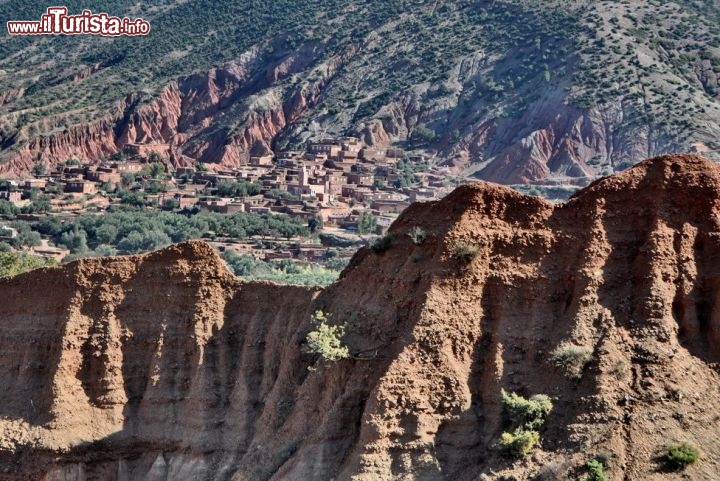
[1,154,720,480]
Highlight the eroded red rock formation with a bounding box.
[1,154,719,480]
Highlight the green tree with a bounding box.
[411,124,436,146]
[306,310,349,362]
[216,180,262,197]
[501,389,553,430]
[11,222,42,248]
[585,459,608,481]
[308,215,323,233]
[0,251,54,277]
[59,226,89,253]
[221,250,268,277]
[95,224,118,244]
[120,172,136,188]
[109,152,125,162]
[118,191,146,207]
[499,389,553,459]
[0,200,18,217]
[162,197,180,210]
[32,162,46,177]
[357,211,377,235]
[140,162,167,179]
[117,230,171,253]
[499,429,540,458]
[147,151,162,163]
[22,195,52,214]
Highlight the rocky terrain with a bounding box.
[2,1,720,181]
[0,153,719,480]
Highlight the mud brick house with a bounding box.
[370,200,411,215]
[339,136,362,153]
[405,187,438,202]
[63,180,97,194]
[249,155,273,166]
[324,160,356,172]
[338,150,359,162]
[346,172,374,187]
[112,161,144,174]
[341,185,372,202]
[61,166,87,178]
[307,139,341,158]
[386,147,405,158]
[31,245,69,262]
[0,191,21,202]
[242,195,267,210]
[177,183,210,194]
[194,195,245,214]
[264,250,293,261]
[174,167,195,179]
[360,148,386,161]
[172,193,199,209]
[296,244,328,262]
[324,172,347,196]
[122,142,170,159]
[0,226,17,239]
[86,167,121,186]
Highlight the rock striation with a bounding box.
[1,154,720,480]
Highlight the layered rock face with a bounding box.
[1,154,720,480]
[0,57,316,178]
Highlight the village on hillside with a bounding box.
[0,137,458,274]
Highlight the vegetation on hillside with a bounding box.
[569,0,720,147]
[499,389,553,458]
[0,0,581,140]
[5,207,307,256]
[664,442,700,470]
[0,251,55,278]
[221,249,347,286]
[2,0,720,175]
[305,309,349,361]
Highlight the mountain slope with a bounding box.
[0,154,719,480]
[2,1,720,182]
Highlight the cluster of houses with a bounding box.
[182,137,450,229]
[0,137,456,262]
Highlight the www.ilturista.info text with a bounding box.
[7,7,150,36]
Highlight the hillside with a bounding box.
[2,1,720,182]
[1,153,719,480]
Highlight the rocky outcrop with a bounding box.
[2,154,720,480]
[0,46,327,178]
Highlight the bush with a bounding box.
[501,389,553,430]
[370,234,393,253]
[305,310,349,362]
[665,442,699,470]
[499,429,540,458]
[451,240,479,262]
[408,226,426,245]
[550,343,593,379]
[585,459,608,481]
